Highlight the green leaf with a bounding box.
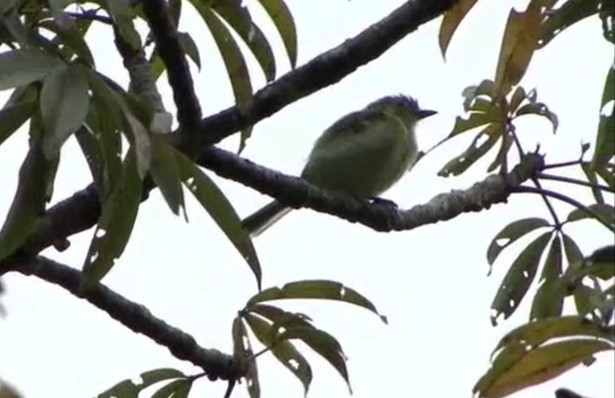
[438,124,502,177]
[96,380,139,398]
[566,203,615,227]
[0,87,37,147]
[232,316,260,398]
[530,279,564,320]
[487,217,550,266]
[246,280,387,323]
[447,112,500,138]
[177,32,201,70]
[38,19,95,67]
[0,117,55,261]
[564,245,615,284]
[573,284,603,319]
[538,234,562,281]
[475,339,613,398]
[243,312,312,394]
[192,4,253,149]
[81,150,143,289]
[581,163,605,204]
[0,0,18,14]
[139,368,186,388]
[495,316,614,354]
[438,0,479,58]
[508,86,527,113]
[75,125,105,196]
[209,1,276,81]
[493,3,546,99]
[538,0,603,47]
[278,325,351,393]
[40,63,90,159]
[150,379,191,398]
[515,102,559,133]
[562,233,583,270]
[592,64,615,169]
[257,0,297,68]
[150,136,185,217]
[487,133,513,173]
[174,149,262,289]
[491,232,552,325]
[0,48,62,91]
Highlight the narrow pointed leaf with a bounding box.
[257,0,297,68]
[40,63,90,159]
[0,48,62,91]
[177,32,201,70]
[477,339,613,398]
[247,280,387,323]
[174,149,261,289]
[592,64,615,168]
[487,217,550,266]
[491,232,552,325]
[278,326,351,394]
[150,136,185,217]
[515,102,559,133]
[81,151,143,289]
[538,0,603,47]
[439,0,479,58]
[243,312,312,394]
[567,203,614,226]
[530,279,565,320]
[232,316,260,398]
[439,124,502,177]
[0,90,37,147]
[150,379,191,398]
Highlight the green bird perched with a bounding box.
[242,95,437,237]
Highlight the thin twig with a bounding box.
[513,186,615,233]
[65,11,113,25]
[543,160,584,170]
[538,172,614,193]
[532,177,561,228]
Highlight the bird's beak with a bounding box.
[418,109,437,119]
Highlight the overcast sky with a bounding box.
[0,0,613,397]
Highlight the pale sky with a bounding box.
[0,1,613,397]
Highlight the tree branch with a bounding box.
[187,0,459,147]
[199,148,546,231]
[6,255,239,381]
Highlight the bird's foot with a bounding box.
[370,197,399,211]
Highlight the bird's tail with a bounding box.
[242,200,291,237]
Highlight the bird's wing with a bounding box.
[311,108,389,149]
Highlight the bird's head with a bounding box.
[367,95,437,123]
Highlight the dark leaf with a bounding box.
[246,280,387,323]
[592,64,615,169]
[174,149,261,289]
[232,316,260,398]
[538,0,604,47]
[491,232,552,325]
[0,86,37,147]
[438,124,502,177]
[0,48,62,91]
[150,379,191,398]
[150,136,185,217]
[81,150,143,289]
[243,312,312,394]
[515,102,559,133]
[257,0,297,68]
[177,32,201,70]
[40,63,90,159]
[566,203,615,229]
[487,217,550,266]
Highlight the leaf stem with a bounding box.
[531,178,561,228]
[513,186,615,233]
[537,173,614,193]
[543,160,583,170]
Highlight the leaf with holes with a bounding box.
[439,124,502,177]
[438,0,479,58]
[243,312,312,394]
[515,102,559,133]
[491,232,552,326]
[538,0,604,47]
[246,280,387,323]
[447,112,500,138]
[40,63,90,159]
[232,316,260,398]
[487,217,550,267]
[81,151,143,290]
[476,339,613,398]
[0,48,62,91]
[462,80,495,110]
[174,149,261,289]
[257,0,297,68]
[278,325,351,393]
[97,368,185,397]
[592,64,614,169]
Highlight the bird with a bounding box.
[242,95,436,237]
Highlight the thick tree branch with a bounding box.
[199,148,546,231]
[6,255,239,380]
[188,0,458,146]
